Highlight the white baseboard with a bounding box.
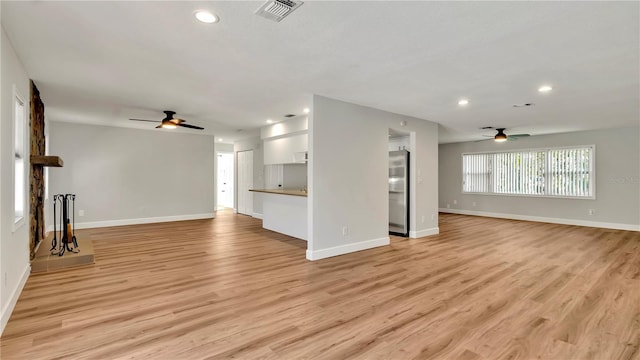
[306,237,390,261]
[252,212,263,220]
[439,208,640,231]
[46,213,214,232]
[409,227,439,238]
[1,264,30,336]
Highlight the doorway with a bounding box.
[388,129,410,237]
[217,152,234,210]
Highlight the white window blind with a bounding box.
[548,147,592,197]
[462,153,490,193]
[462,146,594,198]
[493,151,545,195]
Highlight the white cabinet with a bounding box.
[264,133,308,165]
[237,150,254,215]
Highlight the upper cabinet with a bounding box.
[264,134,308,165]
[262,116,308,165]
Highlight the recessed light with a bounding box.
[303,108,310,114]
[458,99,469,106]
[195,11,219,24]
[218,138,223,142]
[538,85,553,92]
[266,119,273,124]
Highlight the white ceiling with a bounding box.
[2,1,638,143]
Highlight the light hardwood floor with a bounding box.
[1,211,639,360]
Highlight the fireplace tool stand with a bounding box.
[51,193,79,256]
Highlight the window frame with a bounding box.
[13,84,27,232]
[461,145,596,200]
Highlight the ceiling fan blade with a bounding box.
[178,123,204,130]
[509,134,531,138]
[129,118,159,123]
[155,124,163,129]
[481,135,494,138]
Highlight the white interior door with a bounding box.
[217,152,234,209]
[237,150,254,216]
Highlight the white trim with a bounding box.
[252,212,263,219]
[1,264,30,336]
[306,237,390,261]
[439,208,640,232]
[462,144,596,156]
[409,227,439,238]
[46,213,213,231]
[12,84,27,233]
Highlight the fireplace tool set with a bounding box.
[50,194,79,256]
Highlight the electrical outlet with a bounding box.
[588,209,595,216]
[342,226,348,236]
[431,214,435,220]
[446,203,450,208]
[421,215,425,224]
[79,210,85,217]
[453,200,457,205]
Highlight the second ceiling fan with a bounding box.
[482,127,530,142]
[129,111,204,130]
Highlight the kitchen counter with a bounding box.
[249,189,308,197]
[249,189,308,241]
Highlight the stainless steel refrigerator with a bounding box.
[389,150,409,237]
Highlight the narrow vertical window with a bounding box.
[14,86,26,227]
[44,131,50,200]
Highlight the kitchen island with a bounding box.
[249,189,308,241]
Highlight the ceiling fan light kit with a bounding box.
[160,122,177,129]
[494,128,508,142]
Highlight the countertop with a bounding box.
[249,189,308,197]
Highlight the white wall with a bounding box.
[1,27,31,335]
[216,143,233,153]
[308,95,439,260]
[439,127,640,230]
[234,137,264,216]
[261,116,308,139]
[389,136,410,151]
[47,122,215,229]
[283,164,307,189]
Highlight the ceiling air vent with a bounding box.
[255,0,303,22]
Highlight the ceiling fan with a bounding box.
[481,127,530,142]
[129,111,204,130]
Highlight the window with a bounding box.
[462,146,594,198]
[14,86,26,228]
[462,153,491,193]
[45,131,50,200]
